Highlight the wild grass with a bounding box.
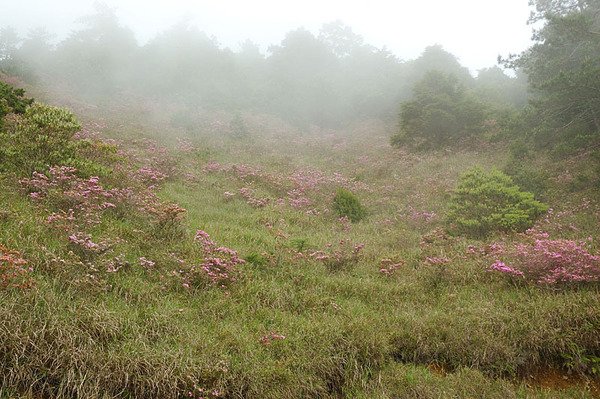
[1,86,599,397]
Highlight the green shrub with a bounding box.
[0,81,33,121]
[333,188,366,222]
[446,167,548,237]
[0,102,81,175]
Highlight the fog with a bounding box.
[0,0,533,128]
[3,0,532,73]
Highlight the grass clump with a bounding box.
[446,167,548,237]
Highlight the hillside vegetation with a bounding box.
[1,0,600,398]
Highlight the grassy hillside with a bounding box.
[1,77,600,398]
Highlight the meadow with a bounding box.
[1,78,599,398]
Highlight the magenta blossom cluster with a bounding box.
[239,187,270,208]
[490,236,600,285]
[379,258,404,276]
[20,166,132,226]
[179,230,245,289]
[407,206,437,223]
[136,166,167,186]
[0,244,34,290]
[489,260,524,277]
[425,256,450,265]
[260,332,286,345]
[310,240,365,272]
[68,232,108,254]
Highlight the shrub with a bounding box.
[490,236,600,285]
[332,188,366,222]
[446,167,548,237]
[0,244,34,290]
[0,102,81,174]
[177,230,245,289]
[310,240,365,272]
[0,81,33,121]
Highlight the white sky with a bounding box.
[1,0,533,73]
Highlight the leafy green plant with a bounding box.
[0,81,33,122]
[0,102,80,174]
[332,188,366,222]
[446,167,548,237]
[563,344,600,376]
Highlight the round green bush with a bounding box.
[333,188,366,222]
[446,167,548,237]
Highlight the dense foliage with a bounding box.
[0,103,80,175]
[0,80,32,125]
[332,188,366,222]
[393,71,489,148]
[446,168,548,237]
[503,0,600,147]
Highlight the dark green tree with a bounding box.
[503,0,600,144]
[393,71,488,148]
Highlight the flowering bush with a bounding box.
[239,187,270,208]
[447,167,548,237]
[259,332,286,345]
[178,230,245,289]
[20,166,132,226]
[489,236,600,285]
[379,258,404,276]
[0,244,34,290]
[310,240,365,272]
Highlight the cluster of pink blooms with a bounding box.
[139,257,156,270]
[179,230,245,289]
[425,256,451,265]
[489,260,524,277]
[0,244,34,290]
[489,234,600,284]
[286,188,312,209]
[20,166,132,227]
[232,164,264,180]
[379,258,404,276]
[185,384,223,399]
[105,254,128,273]
[68,232,108,254]
[259,332,286,345]
[135,166,168,186]
[309,240,365,271]
[203,161,228,173]
[176,138,195,153]
[408,207,437,223]
[239,187,270,208]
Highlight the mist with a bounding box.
[0,1,530,129]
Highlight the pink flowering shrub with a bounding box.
[489,235,600,285]
[239,187,270,208]
[20,166,132,225]
[379,258,404,276]
[178,230,245,289]
[260,332,286,345]
[0,244,34,290]
[310,240,365,272]
[68,232,109,257]
[425,256,451,265]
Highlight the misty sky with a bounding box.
[2,0,533,73]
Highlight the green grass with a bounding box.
[1,92,600,398]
